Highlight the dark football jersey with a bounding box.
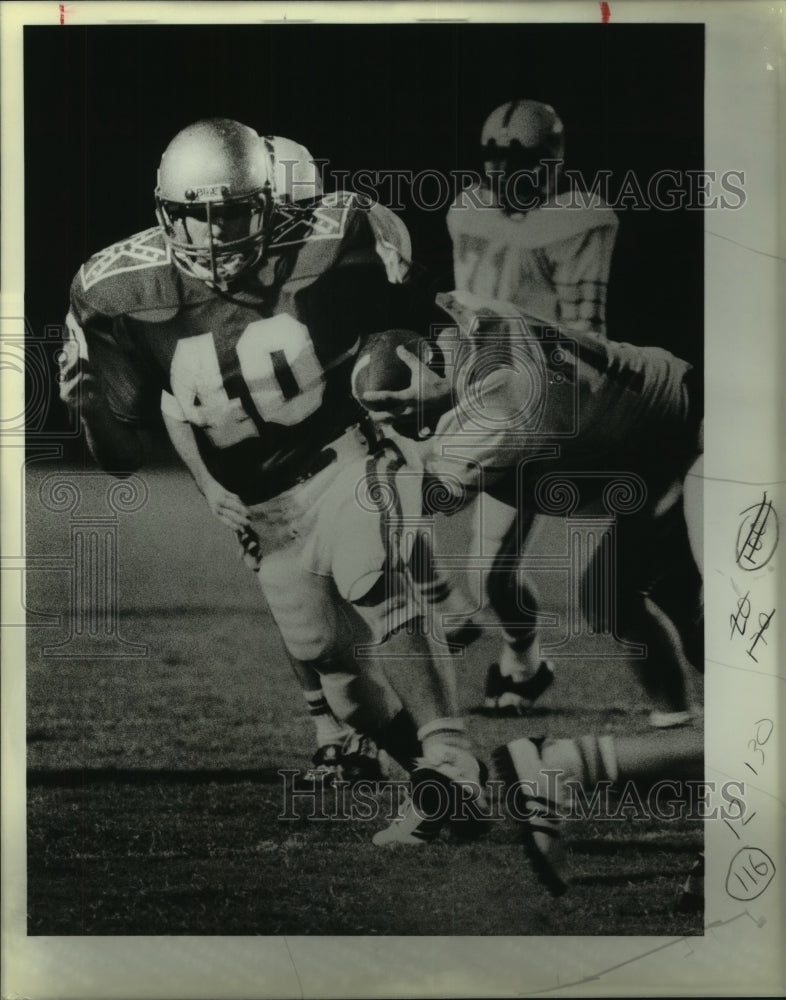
[67,193,414,503]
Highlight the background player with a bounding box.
[449,99,618,332]
[58,118,487,842]
[445,100,620,713]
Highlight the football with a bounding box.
[351,328,437,411]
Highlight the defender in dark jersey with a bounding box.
[361,289,703,726]
[59,120,487,842]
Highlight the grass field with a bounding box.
[26,460,704,936]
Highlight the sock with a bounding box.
[409,533,475,641]
[417,718,470,752]
[538,735,619,787]
[303,690,352,748]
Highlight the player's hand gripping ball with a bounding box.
[351,329,448,437]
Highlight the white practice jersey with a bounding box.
[447,187,618,336]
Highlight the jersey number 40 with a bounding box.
[169,314,326,447]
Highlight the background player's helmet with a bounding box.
[155,118,274,289]
[481,100,565,211]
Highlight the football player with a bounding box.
[449,100,618,333]
[157,131,378,784]
[360,289,703,729]
[58,119,487,842]
[444,100,620,714]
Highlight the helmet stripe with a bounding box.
[501,99,520,129]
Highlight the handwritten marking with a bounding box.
[736,492,778,569]
[723,819,740,840]
[746,608,775,662]
[725,847,775,901]
[600,1,611,22]
[729,590,751,637]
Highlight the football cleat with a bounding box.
[302,734,384,788]
[493,738,568,896]
[483,660,554,715]
[373,758,489,846]
[301,743,343,787]
[339,732,384,784]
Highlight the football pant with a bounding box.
[247,438,427,662]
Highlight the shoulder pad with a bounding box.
[75,228,187,319]
[80,228,171,292]
[268,192,357,250]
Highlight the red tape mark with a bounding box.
[600,1,611,22]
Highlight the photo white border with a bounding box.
[2,2,783,997]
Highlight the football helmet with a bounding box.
[481,100,565,210]
[155,118,274,289]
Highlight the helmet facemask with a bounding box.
[155,187,272,290]
[482,141,563,215]
[481,101,565,214]
[154,118,277,291]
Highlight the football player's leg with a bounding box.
[674,452,705,672]
[495,726,703,894]
[236,520,356,780]
[408,529,478,651]
[585,499,696,727]
[256,548,390,781]
[327,462,487,842]
[483,501,554,713]
[257,543,420,776]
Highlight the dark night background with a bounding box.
[24,23,703,442]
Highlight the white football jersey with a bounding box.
[447,187,618,336]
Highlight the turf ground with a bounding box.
[25,460,703,936]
